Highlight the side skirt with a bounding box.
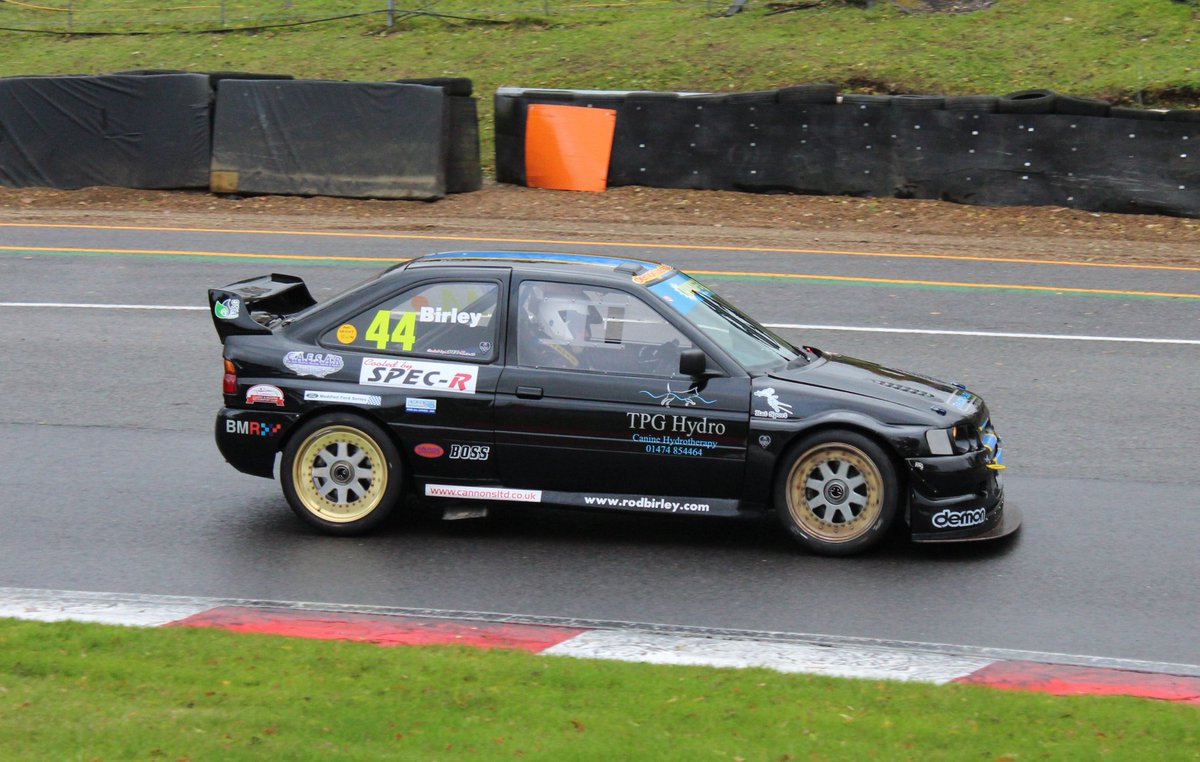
[422,483,741,517]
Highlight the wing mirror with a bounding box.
[679,348,712,378]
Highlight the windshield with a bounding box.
[648,273,801,372]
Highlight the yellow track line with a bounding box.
[1,221,1198,273]
[0,244,404,264]
[689,269,1200,299]
[5,244,1197,299]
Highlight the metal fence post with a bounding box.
[388,0,396,27]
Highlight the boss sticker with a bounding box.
[361,358,477,395]
[448,444,490,461]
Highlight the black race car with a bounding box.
[209,251,1019,556]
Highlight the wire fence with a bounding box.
[0,0,724,34]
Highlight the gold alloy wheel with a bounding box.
[291,425,388,523]
[785,442,884,544]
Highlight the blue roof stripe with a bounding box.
[423,250,663,269]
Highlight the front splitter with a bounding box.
[912,503,1022,544]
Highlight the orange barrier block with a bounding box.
[524,103,617,192]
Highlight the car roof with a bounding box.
[401,250,674,282]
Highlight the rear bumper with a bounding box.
[906,450,1018,542]
[214,408,298,479]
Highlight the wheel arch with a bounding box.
[770,417,910,499]
[281,405,411,478]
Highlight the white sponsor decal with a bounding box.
[283,351,344,378]
[213,297,240,320]
[931,507,988,529]
[245,384,285,406]
[406,397,437,414]
[753,387,793,419]
[361,357,477,395]
[303,390,381,407]
[625,412,725,436]
[582,495,710,513]
[425,484,541,503]
[417,306,487,327]
[448,444,490,461]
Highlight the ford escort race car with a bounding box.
[209,251,1019,556]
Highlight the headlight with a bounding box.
[925,425,980,455]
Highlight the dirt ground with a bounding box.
[2,182,1198,267]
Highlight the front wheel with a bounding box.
[775,429,899,556]
[280,414,402,535]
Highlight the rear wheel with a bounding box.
[281,414,402,535]
[775,430,898,556]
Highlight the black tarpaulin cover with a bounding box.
[210,80,447,199]
[0,73,212,190]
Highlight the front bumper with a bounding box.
[215,408,299,478]
[906,449,1019,542]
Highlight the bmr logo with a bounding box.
[225,419,283,437]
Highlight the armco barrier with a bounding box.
[496,87,1200,218]
[0,73,212,190]
[210,80,451,200]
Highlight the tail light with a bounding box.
[223,358,237,395]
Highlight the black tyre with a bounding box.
[841,93,892,107]
[997,88,1057,114]
[1109,106,1164,121]
[775,429,899,556]
[1165,109,1200,123]
[724,89,779,105]
[944,95,999,113]
[891,94,945,111]
[778,83,838,105]
[1053,94,1110,117]
[280,413,403,535]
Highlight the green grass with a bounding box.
[1,617,1197,759]
[2,1,1197,171]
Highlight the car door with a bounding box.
[315,271,507,482]
[495,277,750,499]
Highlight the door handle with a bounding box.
[516,386,543,399]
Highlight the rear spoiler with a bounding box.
[208,273,316,342]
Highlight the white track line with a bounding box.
[1,303,1195,345]
[0,302,206,311]
[765,323,1200,346]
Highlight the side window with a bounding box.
[516,281,693,376]
[325,281,499,361]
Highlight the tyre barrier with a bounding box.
[496,85,1200,218]
[0,71,482,199]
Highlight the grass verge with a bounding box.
[1,617,1197,759]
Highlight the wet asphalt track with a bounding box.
[1,222,1198,665]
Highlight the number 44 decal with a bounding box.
[365,310,416,351]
